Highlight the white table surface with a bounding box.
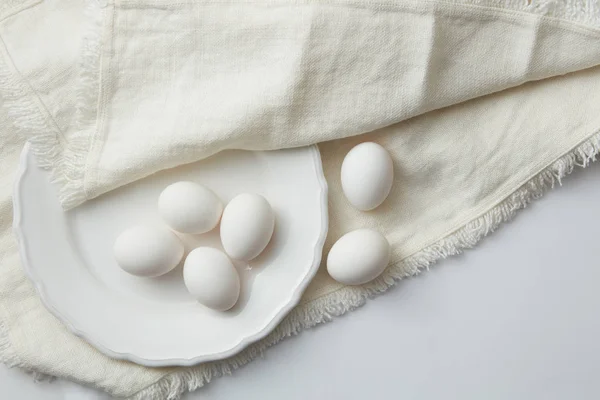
[2,163,600,399]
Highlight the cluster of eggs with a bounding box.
[327,142,393,286]
[114,141,392,309]
[113,182,274,311]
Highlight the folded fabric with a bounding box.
[25,0,600,208]
[1,0,600,398]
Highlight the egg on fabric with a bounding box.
[113,225,184,278]
[220,193,275,261]
[183,247,241,311]
[158,181,223,234]
[341,142,394,211]
[327,229,390,285]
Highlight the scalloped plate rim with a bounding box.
[13,142,329,367]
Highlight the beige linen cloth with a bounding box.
[2,0,600,398]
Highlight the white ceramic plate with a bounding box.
[13,143,328,367]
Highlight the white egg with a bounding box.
[220,193,275,261]
[341,142,394,211]
[113,225,184,278]
[327,229,390,285]
[183,247,240,311]
[158,181,223,234]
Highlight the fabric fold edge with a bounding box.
[0,45,86,209]
[129,130,600,400]
[118,0,600,29]
[72,0,104,204]
[0,0,103,210]
[0,48,88,209]
[446,0,600,28]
